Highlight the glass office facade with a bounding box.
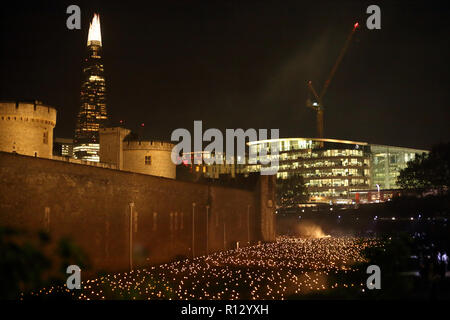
[247,138,371,203]
[370,144,428,189]
[192,138,428,204]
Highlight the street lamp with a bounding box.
[192,202,196,259]
[206,205,210,255]
[129,202,134,271]
[247,204,251,246]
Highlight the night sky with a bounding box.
[1,0,449,150]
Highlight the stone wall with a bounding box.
[0,101,57,158]
[99,127,131,169]
[122,140,176,179]
[0,151,275,275]
[99,128,176,179]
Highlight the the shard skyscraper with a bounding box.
[74,14,108,162]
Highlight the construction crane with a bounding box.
[306,22,360,138]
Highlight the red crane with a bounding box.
[306,22,359,138]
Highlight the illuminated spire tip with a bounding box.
[87,13,102,46]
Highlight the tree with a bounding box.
[397,142,450,194]
[276,174,308,207]
[0,227,89,300]
[397,153,431,191]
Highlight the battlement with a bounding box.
[123,140,174,152]
[52,155,118,169]
[100,127,130,134]
[0,101,57,126]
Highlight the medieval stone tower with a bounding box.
[99,127,176,179]
[0,100,57,158]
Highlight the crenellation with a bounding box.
[123,140,174,152]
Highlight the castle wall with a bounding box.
[122,141,176,179]
[257,175,277,242]
[99,127,131,169]
[0,101,57,158]
[0,151,275,275]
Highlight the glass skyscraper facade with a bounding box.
[74,14,108,162]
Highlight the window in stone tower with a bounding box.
[145,155,151,165]
[43,131,48,144]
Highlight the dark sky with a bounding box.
[1,0,449,150]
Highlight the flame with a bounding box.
[87,13,102,46]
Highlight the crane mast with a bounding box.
[307,22,359,138]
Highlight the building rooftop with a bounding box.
[247,137,368,146]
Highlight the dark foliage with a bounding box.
[0,226,89,300]
[398,142,450,194]
[276,174,308,207]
